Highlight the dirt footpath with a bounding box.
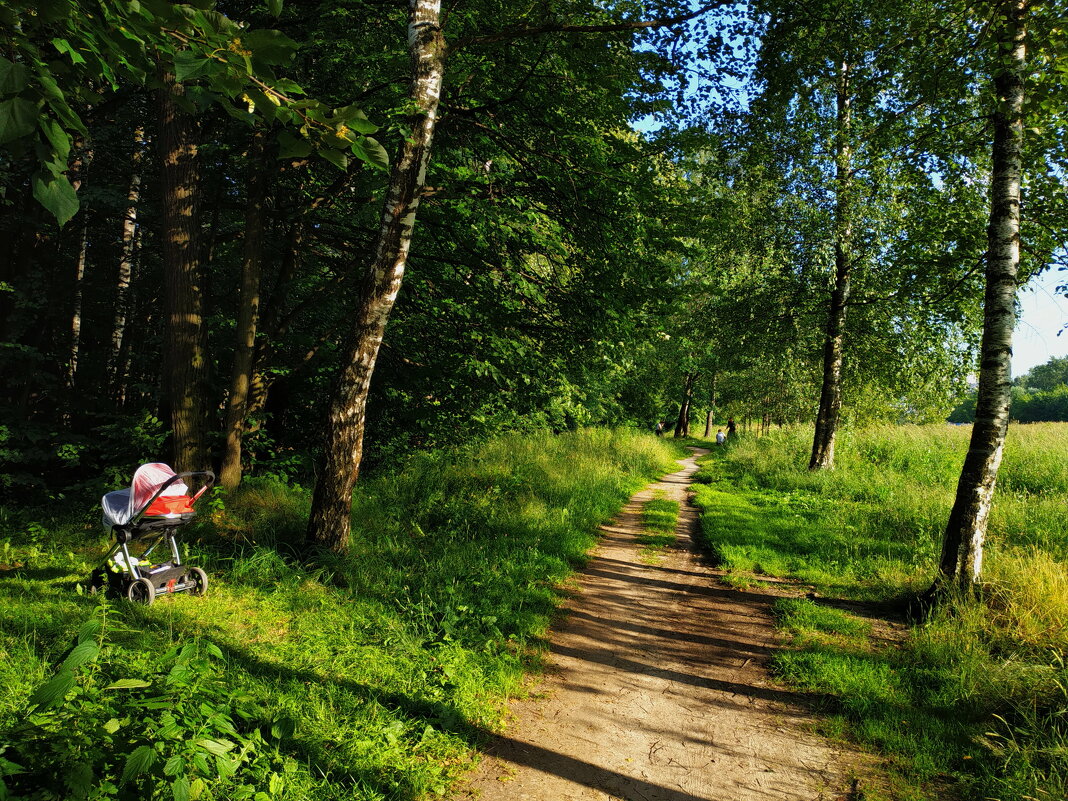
[453,448,857,801]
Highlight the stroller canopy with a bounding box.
[102,463,193,528]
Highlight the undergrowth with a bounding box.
[690,424,1068,801]
[0,427,681,800]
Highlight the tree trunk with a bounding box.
[219,133,270,491]
[673,371,695,438]
[305,0,445,551]
[68,219,89,391]
[936,0,1025,592]
[159,72,208,473]
[703,408,713,438]
[109,128,144,395]
[810,59,853,470]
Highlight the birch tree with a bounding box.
[936,0,1027,590]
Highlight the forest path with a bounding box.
[452,447,858,801]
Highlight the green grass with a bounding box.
[689,424,1068,801]
[0,427,680,801]
[636,494,680,556]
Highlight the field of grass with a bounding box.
[690,423,1068,801]
[0,428,682,801]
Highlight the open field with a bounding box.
[690,423,1068,801]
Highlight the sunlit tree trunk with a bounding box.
[936,0,1026,591]
[306,0,445,550]
[810,59,853,470]
[220,133,270,490]
[159,71,208,473]
[109,128,144,395]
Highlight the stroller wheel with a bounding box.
[126,577,155,605]
[187,567,208,597]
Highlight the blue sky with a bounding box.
[1014,268,1068,376]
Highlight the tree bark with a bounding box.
[673,371,696,438]
[305,0,445,550]
[810,59,853,470]
[936,0,1026,591]
[159,72,208,473]
[219,133,271,491]
[109,128,144,397]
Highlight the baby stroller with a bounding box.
[89,463,215,605]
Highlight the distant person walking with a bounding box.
[727,417,737,439]
[716,429,726,445]
[655,420,665,437]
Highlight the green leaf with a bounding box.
[195,738,235,756]
[60,640,99,672]
[318,147,348,171]
[332,105,378,134]
[172,776,190,801]
[27,671,75,709]
[76,615,102,644]
[121,745,157,784]
[163,755,184,777]
[51,38,86,65]
[267,0,283,17]
[0,56,29,94]
[351,136,389,171]
[0,98,38,146]
[104,678,152,690]
[173,50,214,83]
[241,30,298,66]
[32,171,80,229]
[268,772,284,795]
[276,131,312,159]
[103,718,121,734]
[64,761,93,799]
[204,641,224,659]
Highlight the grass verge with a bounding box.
[0,427,680,801]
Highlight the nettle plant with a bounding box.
[0,604,296,800]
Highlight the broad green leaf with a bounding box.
[104,678,152,690]
[267,0,283,17]
[195,738,235,756]
[242,30,298,66]
[0,56,29,94]
[60,640,99,672]
[173,51,214,83]
[64,761,93,799]
[76,614,101,644]
[276,132,312,158]
[163,755,184,777]
[319,147,348,171]
[120,745,157,784]
[172,776,190,801]
[351,137,389,171]
[0,98,37,146]
[37,0,74,23]
[51,38,86,66]
[28,671,75,709]
[332,105,378,134]
[103,718,121,734]
[32,170,80,227]
[204,641,223,659]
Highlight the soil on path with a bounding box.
[453,448,858,801]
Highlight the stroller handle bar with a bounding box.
[127,470,216,528]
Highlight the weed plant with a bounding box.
[0,427,679,800]
[690,424,1068,801]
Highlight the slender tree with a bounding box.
[936,0,1027,590]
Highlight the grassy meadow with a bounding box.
[0,428,682,801]
[690,423,1068,801]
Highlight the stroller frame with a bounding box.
[91,469,215,604]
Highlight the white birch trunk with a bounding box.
[937,0,1026,590]
[306,0,445,550]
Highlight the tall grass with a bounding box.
[691,423,1068,800]
[0,428,681,801]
